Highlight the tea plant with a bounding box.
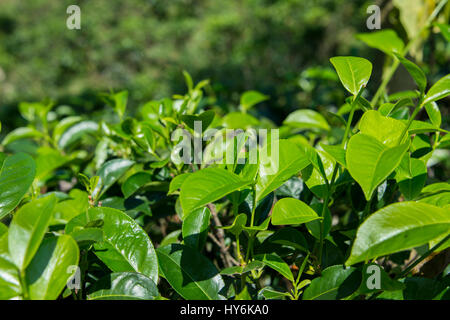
[0,23,449,300]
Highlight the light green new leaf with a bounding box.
[254,253,294,282]
[180,168,251,217]
[347,133,409,200]
[182,207,211,250]
[357,30,404,56]
[0,234,21,299]
[0,153,36,219]
[88,272,159,300]
[424,102,441,127]
[320,143,346,167]
[92,159,135,200]
[221,112,260,129]
[35,147,70,183]
[283,109,330,131]
[26,235,79,300]
[358,110,407,147]
[423,74,450,105]
[330,56,372,95]
[8,195,57,271]
[168,173,190,195]
[271,198,320,226]
[303,265,361,300]
[156,244,225,300]
[435,23,450,42]
[394,53,426,93]
[219,213,247,236]
[346,202,450,265]
[240,91,269,112]
[65,207,158,282]
[256,139,309,201]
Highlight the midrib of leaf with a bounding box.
[257,156,304,201]
[187,180,251,212]
[346,59,357,94]
[367,142,406,199]
[358,221,450,262]
[159,250,214,300]
[103,237,139,273]
[307,285,340,300]
[22,202,53,271]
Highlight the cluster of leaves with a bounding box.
[1,22,450,300]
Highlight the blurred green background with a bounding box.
[0,0,449,129]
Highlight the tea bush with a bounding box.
[0,11,449,301]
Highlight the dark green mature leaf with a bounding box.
[271,198,320,226]
[302,149,337,199]
[182,207,211,250]
[403,277,447,300]
[423,74,450,105]
[346,133,409,200]
[283,109,330,131]
[256,139,309,201]
[219,213,247,236]
[65,207,158,282]
[88,272,159,300]
[52,189,89,225]
[156,244,225,300]
[180,168,251,217]
[1,127,44,146]
[121,172,152,199]
[8,195,57,271]
[396,158,427,200]
[26,235,79,300]
[58,120,99,150]
[346,202,450,265]
[254,253,294,281]
[181,110,215,131]
[258,287,291,300]
[357,30,404,55]
[330,56,372,95]
[261,227,309,253]
[394,54,426,93]
[0,153,36,219]
[303,265,361,300]
[92,159,135,200]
